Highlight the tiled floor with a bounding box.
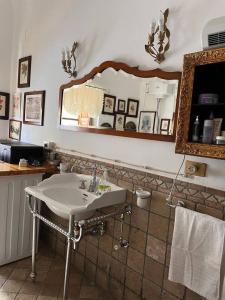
[0,247,114,300]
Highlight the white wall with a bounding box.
[0,0,13,137]
[8,0,225,191]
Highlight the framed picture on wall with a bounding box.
[117,99,126,113]
[127,99,139,117]
[138,111,156,133]
[23,91,45,126]
[160,118,170,133]
[9,119,22,140]
[11,92,21,119]
[114,114,126,131]
[0,92,9,120]
[18,56,32,88]
[102,94,116,115]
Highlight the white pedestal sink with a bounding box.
[25,172,128,300]
[25,173,126,220]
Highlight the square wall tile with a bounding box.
[146,235,166,264]
[129,227,146,254]
[144,256,164,286]
[125,267,142,295]
[142,278,161,300]
[148,213,169,241]
[127,248,144,274]
[131,207,149,232]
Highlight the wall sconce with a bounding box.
[61,42,78,78]
[145,9,170,64]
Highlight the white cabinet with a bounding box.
[0,174,42,266]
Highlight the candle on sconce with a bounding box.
[158,13,164,32]
[150,19,156,34]
[61,41,78,78]
[66,47,71,60]
[145,8,170,64]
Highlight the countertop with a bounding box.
[0,161,57,176]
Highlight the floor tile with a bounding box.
[0,267,13,281]
[19,281,43,295]
[0,245,114,300]
[9,269,29,281]
[39,284,61,298]
[0,292,17,299]
[37,297,57,300]
[0,280,24,293]
[15,294,37,300]
[26,271,48,283]
[0,278,6,289]
[79,286,99,299]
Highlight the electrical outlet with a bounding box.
[184,160,207,177]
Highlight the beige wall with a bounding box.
[7,0,225,189]
[0,0,13,137]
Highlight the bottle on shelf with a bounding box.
[192,115,200,142]
[202,112,214,144]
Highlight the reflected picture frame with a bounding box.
[127,98,139,117]
[0,92,10,120]
[117,99,126,113]
[138,111,156,133]
[102,94,116,115]
[160,118,170,133]
[114,113,126,131]
[18,56,32,88]
[9,119,22,140]
[23,91,45,126]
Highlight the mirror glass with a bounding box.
[59,62,181,141]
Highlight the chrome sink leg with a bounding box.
[63,215,74,300]
[30,197,37,280]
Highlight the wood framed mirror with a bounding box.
[59,61,181,142]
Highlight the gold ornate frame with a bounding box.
[175,47,225,159]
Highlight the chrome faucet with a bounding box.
[88,165,98,192]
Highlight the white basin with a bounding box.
[25,173,126,220]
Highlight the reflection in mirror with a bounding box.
[59,62,181,142]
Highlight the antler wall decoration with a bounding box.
[61,42,79,78]
[145,9,170,64]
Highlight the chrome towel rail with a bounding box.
[167,200,185,209]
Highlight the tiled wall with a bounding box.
[41,152,225,300]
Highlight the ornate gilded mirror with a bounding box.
[59,61,181,142]
[176,47,225,159]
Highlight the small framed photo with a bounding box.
[18,56,32,88]
[23,91,45,126]
[114,114,126,131]
[9,120,22,140]
[160,118,171,133]
[0,92,10,120]
[127,99,139,117]
[138,111,156,133]
[117,99,126,113]
[102,94,116,115]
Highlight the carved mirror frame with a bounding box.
[59,61,181,142]
[176,47,225,159]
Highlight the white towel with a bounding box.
[168,207,225,300]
